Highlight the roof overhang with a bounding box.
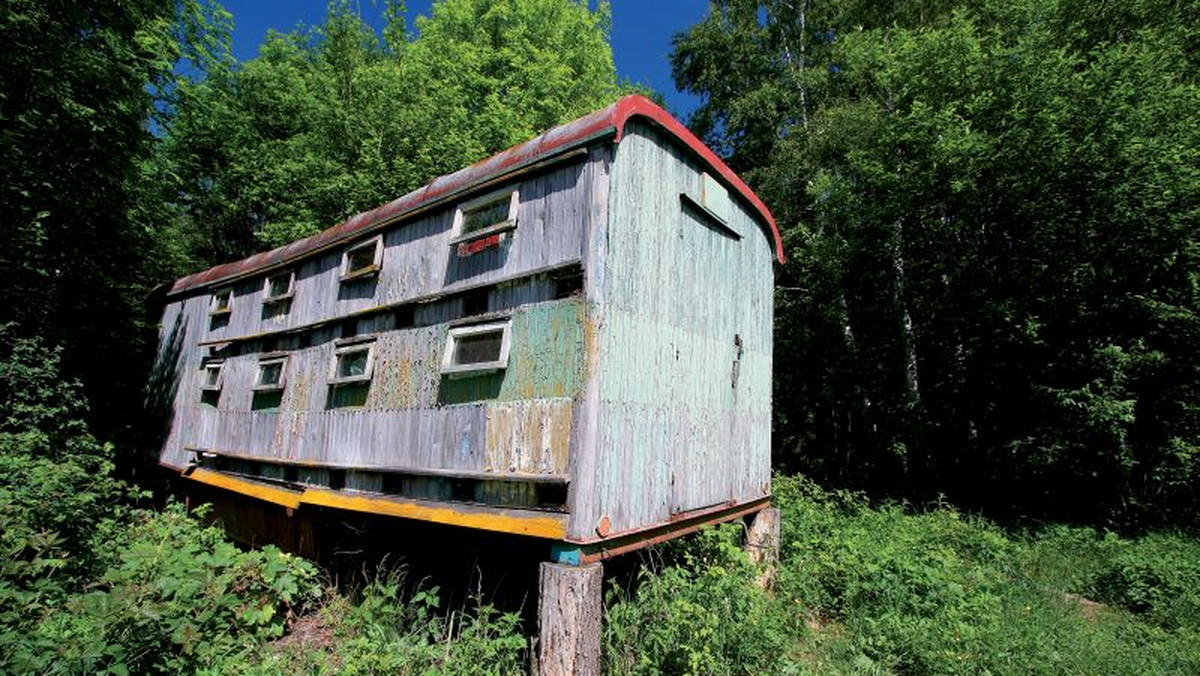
[168,95,784,298]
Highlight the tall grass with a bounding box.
[603,475,1200,675]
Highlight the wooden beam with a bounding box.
[181,468,568,540]
[538,562,602,676]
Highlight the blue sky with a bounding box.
[218,0,709,121]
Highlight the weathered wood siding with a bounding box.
[162,296,584,476]
[567,121,774,541]
[156,148,610,487]
[198,153,602,342]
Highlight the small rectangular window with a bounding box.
[442,321,511,376]
[263,271,294,302]
[450,188,519,251]
[201,362,224,391]
[210,288,233,315]
[340,236,383,281]
[253,356,287,391]
[329,341,375,384]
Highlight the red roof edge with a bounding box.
[611,96,785,265]
[168,96,782,296]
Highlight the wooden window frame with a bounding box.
[339,235,383,282]
[200,361,224,391]
[328,341,376,385]
[441,321,512,376]
[449,187,520,246]
[262,270,295,303]
[209,288,234,316]
[253,355,288,392]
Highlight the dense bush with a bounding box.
[0,328,321,675]
[229,570,527,675]
[0,327,135,667]
[604,525,794,675]
[18,505,320,675]
[600,476,1200,675]
[1085,534,1200,631]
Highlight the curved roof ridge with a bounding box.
[169,96,782,295]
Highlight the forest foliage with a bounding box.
[2,0,1200,672]
[673,0,1200,528]
[160,0,618,264]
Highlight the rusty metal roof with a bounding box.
[168,95,784,296]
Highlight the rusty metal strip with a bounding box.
[576,498,771,563]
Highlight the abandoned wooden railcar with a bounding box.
[153,95,784,562]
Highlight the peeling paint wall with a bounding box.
[567,121,775,541]
[156,148,611,486]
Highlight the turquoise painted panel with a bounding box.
[570,121,775,540]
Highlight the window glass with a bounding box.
[256,359,285,388]
[443,321,510,374]
[201,363,223,390]
[462,198,511,234]
[343,238,381,278]
[265,272,292,299]
[211,289,232,313]
[453,331,504,365]
[336,349,370,379]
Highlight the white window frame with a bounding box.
[441,321,512,376]
[262,270,295,303]
[200,361,224,391]
[340,235,383,282]
[253,355,288,392]
[449,187,520,245]
[209,288,234,316]
[328,341,376,385]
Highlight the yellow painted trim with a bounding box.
[302,488,568,539]
[183,469,567,539]
[187,468,302,509]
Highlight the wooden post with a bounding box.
[538,562,602,676]
[745,506,780,587]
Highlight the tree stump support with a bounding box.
[745,506,780,586]
[537,561,602,676]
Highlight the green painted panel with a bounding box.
[440,299,586,405]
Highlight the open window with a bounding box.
[200,360,223,407]
[442,321,511,376]
[680,172,741,241]
[327,340,375,408]
[450,187,519,255]
[262,270,294,303]
[252,354,287,410]
[329,341,375,385]
[201,361,224,390]
[209,288,233,315]
[253,355,288,391]
[340,236,383,281]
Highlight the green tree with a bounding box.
[162,0,618,263]
[0,0,230,446]
[674,0,1200,527]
